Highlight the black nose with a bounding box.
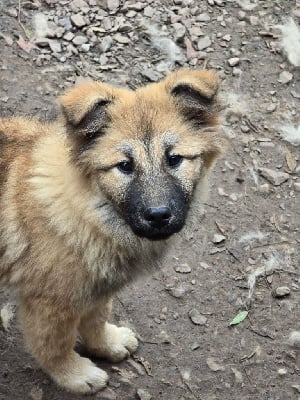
[144,206,172,228]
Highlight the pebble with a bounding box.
[173,22,186,40]
[63,32,75,41]
[107,0,120,11]
[72,35,88,46]
[136,389,152,400]
[272,286,291,298]
[206,357,225,372]
[99,36,113,52]
[197,13,211,22]
[294,182,300,192]
[166,285,187,298]
[96,387,117,400]
[279,71,293,84]
[212,234,226,244]
[259,183,270,193]
[278,368,287,375]
[144,6,154,17]
[197,36,211,51]
[71,14,87,28]
[114,33,131,44]
[228,57,240,66]
[259,168,289,186]
[189,309,207,325]
[48,40,62,53]
[175,263,191,273]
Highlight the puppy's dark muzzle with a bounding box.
[144,206,172,229]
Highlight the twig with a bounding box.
[18,0,30,40]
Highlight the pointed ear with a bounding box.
[59,81,115,142]
[165,69,221,127]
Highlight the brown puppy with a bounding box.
[0,69,225,393]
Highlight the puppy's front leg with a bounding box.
[79,299,138,362]
[19,297,108,394]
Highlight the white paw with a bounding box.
[51,353,108,394]
[93,323,138,362]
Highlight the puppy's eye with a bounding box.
[167,153,183,168]
[117,159,134,174]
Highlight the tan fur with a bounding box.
[0,69,225,393]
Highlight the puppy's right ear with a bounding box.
[59,82,115,144]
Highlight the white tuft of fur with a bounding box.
[288,331,300,348]
[33,13,51,39]
[280,124,300,146]
[0,302,15,331]
[239,231,265,244]
[142,22,184,71]
[247,252,281,304]
[276,18,300,67]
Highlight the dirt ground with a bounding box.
[0,0,299,399]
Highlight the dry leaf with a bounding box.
[17,35,36,53]
[133,355,152,376]
[285,146,297,171]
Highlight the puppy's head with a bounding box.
[59,70,225,241]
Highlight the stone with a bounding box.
[81,43,91,52]
[279,71,293,84]
[113,33,130,44]
[71,14,87,28]
[63,32,75,41]
[189,309,207,325]
[294,182,300,192]
[197,13,211,22]
[212,234,226,244]
[128,2,146,11]
[70,0,89,11]
[48,40,62,53]
[228,57,240,66]
[72,35,88,46]
[136,389,152,400]
[272,286,291,298]
[99,36,113,52]
[222,34,231,42]
[166,285,187,298]
[107,0,119,11]
[175,263,191,273]
[173,23,186,40]
[197,36,211,51]
[144,6,154,17]
[249,15,259,25]
[206,357,225,371]
[259,168,289,186]
[58,17,72,30]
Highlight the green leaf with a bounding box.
[229,310,248,326]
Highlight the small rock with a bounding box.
[166,285,187,298]
[259,183,270,193]
[206,357,225,372]
[189,309,207,325]
[278,368,287,375]
[272,286,291,298]
[158,330,172,344]
[144,6,154,17]
[266,103,277,113]
[175,263,191,273]
[294,182,300,192]
[222,34,231,42]
[197,13,211,22]
[140,69,162,82]
[107,0,119,10]
[197,36,211,51]
[279,71,293,84]
[249,15,259,25]
[58,17,72,30]
[63,32,75,41]
[128,2,146,11]
[232,67,242,76]
[6,7,18,17]
[228,57,240,66]
[99,36,113,52]
[29,386,43,400]
[136,389,152,400]
[212,234,226,244]
[231,367,243,383]
[72,35,88,46]
[71,14,87,28]
[96,387,117,400]
[81,43,91,52]
[173,22,186,40]
[114,33,130,44]
[48,40,62,53]
[259,168,289,186]
[191,342,200,350]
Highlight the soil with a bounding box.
[0,0,299,399]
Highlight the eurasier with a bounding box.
[0,69,225,393]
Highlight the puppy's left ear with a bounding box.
[165,69,221,127]
[59,81,115,142]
